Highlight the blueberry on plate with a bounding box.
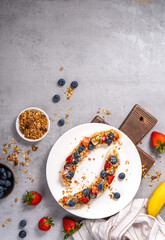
[74,151,80,158]
[118,172,125,180]
[82,189,90,197]
[0,168,5,173]
[64,163,72,170]
[66,171,74,179]
[105,139,112,145]
[0,191,4,198]
[90,193,97,199]
[108,133,114,140]
[52,94,60,103]
[107,166,115,176]
[97,183,104,190]
[71,81,78,89]
[72,158,79,165]
[1,171,7,180]
[88,143,95,150]
[19,220,27,228]
[114,192,120,199]
[0,179,5,186]
[0,186,4,192]
[109,156,118,164]
[101,170,107,178]
[19,230,26,238]
[7,170,12,179]
[4,180,11,187]
[78,145,84,153]
[58,78,66,87]
[58,119,65,126]
[68,199,76,207]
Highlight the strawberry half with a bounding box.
[92,187,99,194]
[151,131,165,153]
[38,217,54,231]
[108,175,115,184]
[63,217,83,239]
[101,135,107,143]
[114,132,119,140]
[81,137,90,147]
[104,160,111,170]
[23,190,42,206]
[66,155,73,163]
[78,196,89,204]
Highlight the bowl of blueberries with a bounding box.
[0,163,15,199]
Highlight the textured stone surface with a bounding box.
[0,0,165,239]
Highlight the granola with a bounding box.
[19,110,48,140]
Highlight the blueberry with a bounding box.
[107,166,115,176]
[52,94,60,103]
[88,143,95,150]
[0,186,4,192]
[66,171,74,179]
[19,220,27,228]
[99,121,105,124]
[0,191,4,198]
[68,199,76,207]
[82,189,90,197]
[58,119,65,126]
[109,156,118,164]
[71,81,78,89]
[7,170,12,179]
[19,230,26,238]
[97,183,104,190]
[72,158,79,165]
[64,163,72,170]
[105,139,112,145]
[1,172,7,180]
[101,170,107,178]
[58,78,66,87]
[3,187,7,192]
[108,133,114,140]
[118,172,125,180]
[4,180,11,187]
[0,179,5,186]
[78,145,84,152]
[0,168,5,173]
[90,193,97,199]
[114,192,120,199]
[74,151,80,158]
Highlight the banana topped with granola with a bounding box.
[59,149,120,207]
[61,129,121,186]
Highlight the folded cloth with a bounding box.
[72,198,165,240]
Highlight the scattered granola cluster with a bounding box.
[97,108,111,116]
[19,110,48,140]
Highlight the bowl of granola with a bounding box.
[16,107,50,142]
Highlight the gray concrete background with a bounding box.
[0,0,165,239]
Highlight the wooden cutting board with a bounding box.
[91,104,158,177]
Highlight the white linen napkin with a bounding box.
[72,198,165,240]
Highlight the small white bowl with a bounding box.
[16,107,50,142]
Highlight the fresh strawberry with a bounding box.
[92,187,99,194]
[151,131,165,153]
[63,196,68,202]
[23,191,42,206]
[62,170,68,179]
[114,132,119,140]
[78,196,89,204]
[107,175,115,184]
[104,160,111,170]
[38,217,54,231]
[63,217,83,239]
[81,137,90,147]
[101,135,107,143]
[66,155,73,163]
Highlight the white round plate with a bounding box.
[16,107,50,142]
[46,123,141,219]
